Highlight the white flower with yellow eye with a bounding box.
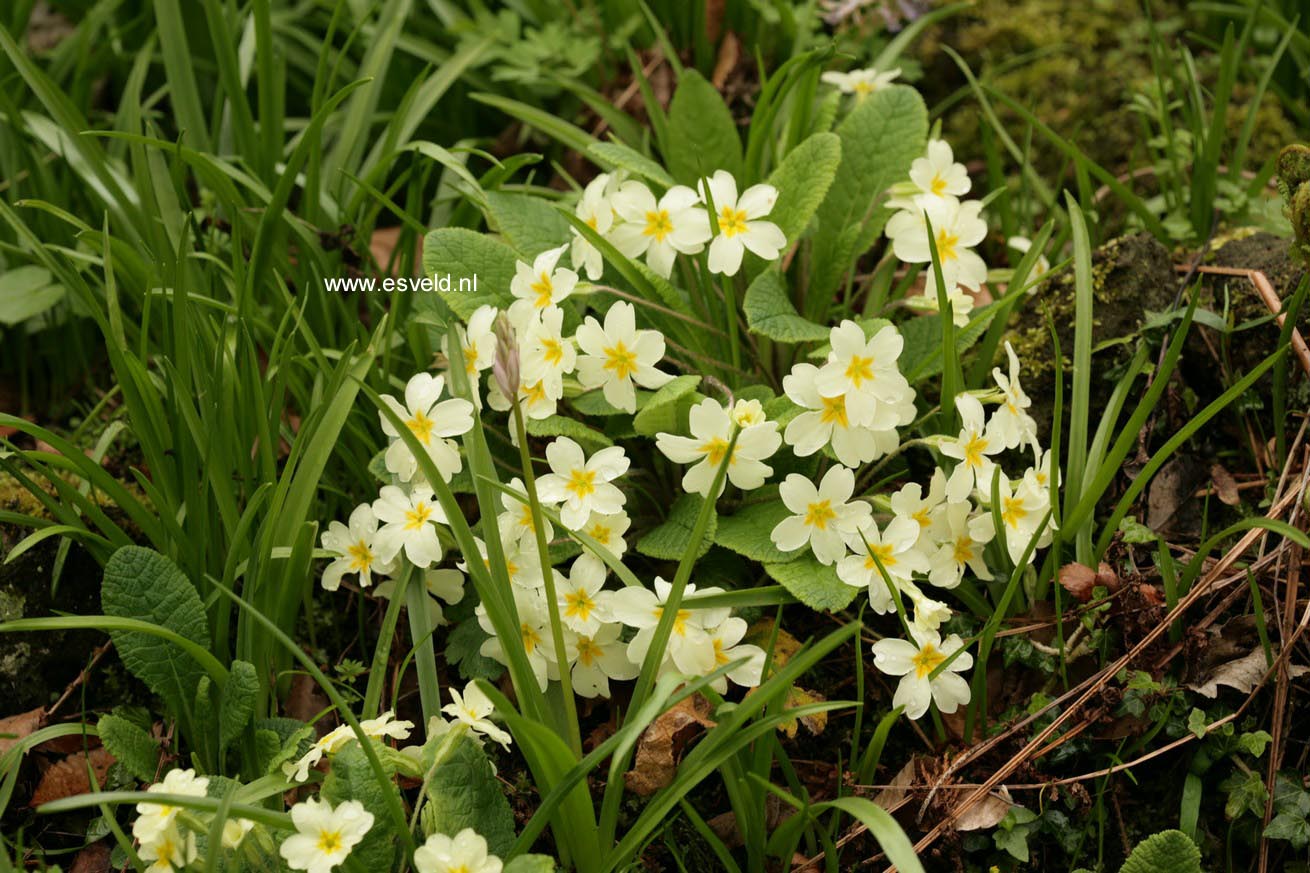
[703,617,766,693]
[939,394,1003,503]
[610,577,730,677]
[413,828,503,873]
[837,518,930,614]
[821,66,900,98]
[571,172,618,281]
[574,301,674,413]
[371,485,446,568]
[782,362,906,467]
[609,181,710,278]
[927,499,995,589]
[889,139,971,211]
[132,769,209,844]
[814,321,914,427]
[770,466,872,566]
[987,341,1038,450]
[320,503,395,591]
[563,622,638,699]
[279,797,374,873]
[699,170,786,277]
[442,681,512,750]
[441,304,497,389]
[478,586,557,690]
[508,244,577,327]
[556,555,611,635]
[888,470,949,550]
[138,825,196,873]
[655,397,780,497]
[577,509,630,560]
[536,438,629,530]
[871,629,972,721]
[885,196,989,291]
[988,474,1053,564]
[494,477,554,549]
[519,306,576,400]
[379,373,474,484]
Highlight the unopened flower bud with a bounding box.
[492,313,520,401]
[731,399,766,428]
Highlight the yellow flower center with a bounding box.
[819,394,849,427]
[316,829,343,854]
[852,80,873,96]
[953,536,974,564]
[804,500,836,530]
[567,468,597,498]
[586,215,599,229]
[403,502,433,530]
[935,227,959,262]
[864,543,897,569]
[713,637,731,665]
[521,623,542,652]
[530,271,554,308]
[564,588,596,622]
[700,436,732,467]
[643,210,673,241]
[912,643,946,679]
[541,336,565,367]
[844,354,874,387]
[912,507,932,528]
[717,205,748,237]
[588,523,611,544]
[347,540,374,572]
[963,433,989,468]
[522,380,548,407]
[576,636,601,666]
[602,341,639,380]
[406,409,435,444]
[653,606,693,636]
[1002,495,1027,528]
[929,174,947,196]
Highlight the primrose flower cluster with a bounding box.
[316,170,788,706]
[130,681,518,873]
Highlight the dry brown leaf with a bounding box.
[30,748,115,807]
[0,708,47,755]
[955,786,1015,831]
[873,758,918,811]
[1188,647,1310,698]
[69,841,111,873]
[285,672,330,725]
[1058,562,1119,603]
[777,687,828,739]
[1210,463,1241,506]
[711,32,740,90]
[624,694,715,796]
[745,618,802,671]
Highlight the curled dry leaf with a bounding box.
[30,747,115,807]
[777,687,827,739]
[744,618,802,672]
[1058,561,1120,603]
[1210,463,1241,506]
[954,785,1016,832]
[0,707,47,755]
[1188,646,1310,698]
[624,694,716,796]
[69,841,111,873]
[873,758,919,811]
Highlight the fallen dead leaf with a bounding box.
[1210,463,1241,506]
[624,694,716,796]
[1058,562,1119,603]
[1188,647,1310,698]
[285,672,330,726]
[873,758,918,811]
[745,618,802,671]
[30,747,115,807]
[0,708,47,755]
[777,687,828,739]
[69,841,111,873]
[955,785,1015,831]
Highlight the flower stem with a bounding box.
[510,402,583,758]
[405,566,442,726]
[363,563,411,719]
